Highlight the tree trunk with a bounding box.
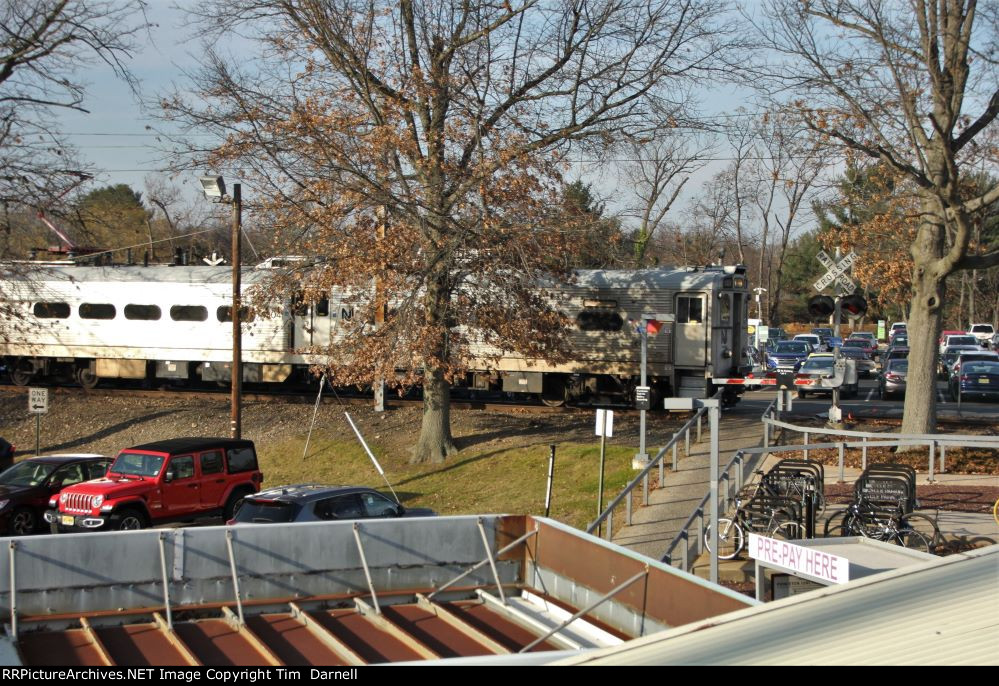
[411,364,457,463]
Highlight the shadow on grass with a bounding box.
[40,409,183,452]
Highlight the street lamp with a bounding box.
[200,175,242,439]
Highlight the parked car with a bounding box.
[0,455,111,535]
[967,323,995,348]
[889,332,910,349]
[46,437,263,532]
[843,337,877,359]
[849,331,879,348]
[767,340,812,375]
[793,333,824,352]
[885,346,910,362]
[839,347,877,377]
[944,334,981,350]
[938,330,967,354]
[230,484,436,525]
[796,353,858,398]
[939,345,981,378]
[878,358,909,400]
[948,360,999,401]
[826,336,844,349]
[946,350,999,379]
[890,322,907,335]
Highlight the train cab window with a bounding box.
[170,305,208,322]
[80,303,116,320]
[216,306,255,323]
[316,299,329,316]
[676,295,704,324]
[719,293,732,323]
[33,302,70,318]
[124,304,162,321]
[576,309,624,331]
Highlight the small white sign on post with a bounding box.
[748,533,850,584]
[28,388,48,414]
[595,409,614,437]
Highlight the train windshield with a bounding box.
[110,452,165,478]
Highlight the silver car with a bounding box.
[879,358,908,399]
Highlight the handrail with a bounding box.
[763,415,999,445]
[586,390,721,537]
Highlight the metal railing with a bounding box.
[585,392,721,540]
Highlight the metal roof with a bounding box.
[555,544,999,666]
[124,437,255,454]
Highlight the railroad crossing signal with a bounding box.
[813,250,857,295]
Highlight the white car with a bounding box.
[968,323,995,348]
[793,333,824,352]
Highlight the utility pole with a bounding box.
[230,183,242,439]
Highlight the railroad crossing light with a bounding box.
[808,295,835,318]
[840,293,868,317]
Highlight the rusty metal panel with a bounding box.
[173,619,274,667]
[443,601,561,653]
[526,517,752,630]
[18,629,107,666]
[313,610,426,664]
[244,614,346,667]
[382,604,496,658]
[93,623,192,666]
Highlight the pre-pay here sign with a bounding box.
[748,533,850,584]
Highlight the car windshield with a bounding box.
[948,336,977,346]
[970,325,993,334]
[234,500,301,523]
[775,342,809,353]
[801,358,834,372]
[842,340,866,348]
[840,348,865,358]
[110,452,165,477]
[0,460,57,487]
[887,360,909,372]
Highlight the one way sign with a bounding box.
[28,387,48,414]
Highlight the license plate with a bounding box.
[979,378,990,384]
[60,515,75,526]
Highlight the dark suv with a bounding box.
[231,484,436,525]
[0,454,111,535]
[47,438,263,532]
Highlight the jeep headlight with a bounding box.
[60,492,69,503]
[91,495,104,509]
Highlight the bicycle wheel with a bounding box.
[703,518,745,560]
[894,528,933,554]
[900,512,941,551]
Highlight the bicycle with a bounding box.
[703,475,804,560]
[823,502,939,554]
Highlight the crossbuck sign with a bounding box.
[813,250,857,295]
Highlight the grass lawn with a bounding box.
[258,436,640,531]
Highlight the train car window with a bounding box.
[316,298,329,316]
[676,296,704,324]
[80,303,116,320]
[719,293,732,323]
[577,309,624,331]
[124,304,162,320]
[33,302,70,318]
[216,306,255,323]
[170,305,208,322]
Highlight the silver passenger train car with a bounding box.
[0,262,751,406]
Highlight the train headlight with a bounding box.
[722,348,732,358]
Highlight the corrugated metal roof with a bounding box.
[555,545,999,666]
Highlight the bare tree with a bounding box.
[753,0,999,435]
[164,0,735,463]
[622,132,711,267]
[0,1,149,212]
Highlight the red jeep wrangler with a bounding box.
[46,438,263,531]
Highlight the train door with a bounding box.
[674,293,707,367]
[291,294,333,348]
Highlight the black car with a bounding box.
[0,454,111,535]
[230,484,437,524]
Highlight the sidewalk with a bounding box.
[609,403,769,562]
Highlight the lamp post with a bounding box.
[200,176,242,439]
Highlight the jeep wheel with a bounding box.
[223,491,249,521]
[9,507,37,535]
[115,508,148,531]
